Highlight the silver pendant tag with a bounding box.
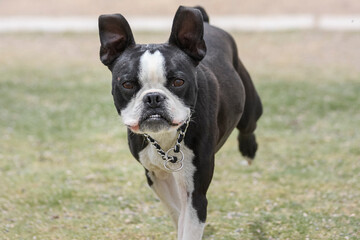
[164,148,184,172]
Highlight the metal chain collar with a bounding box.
[143,116,190,172]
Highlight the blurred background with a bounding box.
[1,0,360,15]
[1,1,359,239]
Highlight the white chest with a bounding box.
[139,137,196,191]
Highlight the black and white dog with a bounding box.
[98,6,262,239]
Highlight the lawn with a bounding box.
[0,31,359,239]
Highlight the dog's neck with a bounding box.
[144,129,178,151]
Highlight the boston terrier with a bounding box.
[98,6,262,239]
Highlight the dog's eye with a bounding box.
[172,79,185,87]
[122,81,134,89]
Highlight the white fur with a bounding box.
[140,131,205,239]
[139,50,167,86]
[139,130,179,178]
[120,50,190,132]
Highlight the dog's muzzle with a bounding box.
[139,92,173,132]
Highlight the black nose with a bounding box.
[143,92,166,108]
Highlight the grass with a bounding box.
[1,31,360,239]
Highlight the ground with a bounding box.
[1,29,359,239]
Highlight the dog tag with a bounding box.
[164,148,184,172]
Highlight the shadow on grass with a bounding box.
[248,220,268,240]
[203,223,217,238]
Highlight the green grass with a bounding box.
[1,32,359,239]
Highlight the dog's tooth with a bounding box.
[149,114,161,118]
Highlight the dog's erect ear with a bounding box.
[98,14,135,66]
[169,6,207,63]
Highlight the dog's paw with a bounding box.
[238,133,258,160]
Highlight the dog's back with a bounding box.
[194,7,263,159]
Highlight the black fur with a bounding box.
[98,5,262,228]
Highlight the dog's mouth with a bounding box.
[143,113,173,124]
[138,112,177,132]
[145,114,167,121]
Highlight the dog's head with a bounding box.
[98,6,206,134]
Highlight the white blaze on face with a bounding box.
[121,50,190,133]
[139,50,166,86]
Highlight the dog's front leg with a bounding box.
[145,170,182,228]
[146,167,206,240]
[176,154,214,240]
[177,191,206,240]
